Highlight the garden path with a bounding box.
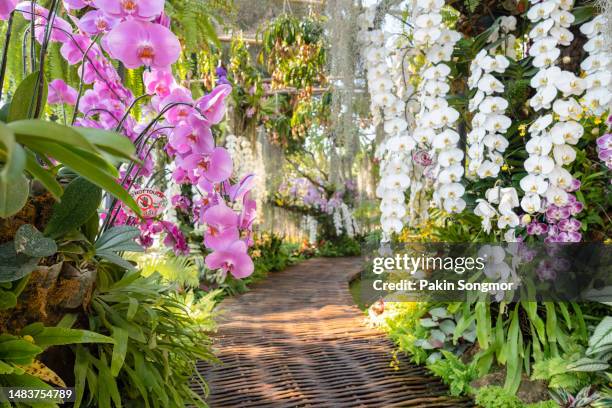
[195,257,474,407]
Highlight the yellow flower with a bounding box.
[518,124,527,137]
[501,164,509,171]
[23,335,34,343]
[594,117,602,125]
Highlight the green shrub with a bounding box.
[475,386,523,408]
[427,350,478,396]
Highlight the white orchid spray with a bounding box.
[521,0,588,243]
[359,4,416,240]
[579,15,611,116]
[466,16,519,239]
[410,0,463,215]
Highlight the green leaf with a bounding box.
[0,121,26,181]
[0,289,17,310]
[0,339,42,365]
[95,226,142,253]
[20,322,45,336]
[504,305,522,393]
[73,127,136,161]
[7,71,47,121]
[27,140,140,215]
[0,173,28,218]
[567,357,609,372]
[475,302,490,349]
[24,150,63,199]
[9,119,97,153]
[572,5,595,26]
[32,327,114,348]
[14,224,58,257]
[73,345,89,408]
[110,326,128,376]
[44,177,102,239]
[0,241,40,283]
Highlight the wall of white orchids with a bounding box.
[360,0,611,244]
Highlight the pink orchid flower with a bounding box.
[195,84,232,125]
[228,174,255,202]
[48,79,78,105]
[60,33,96,65]
[239,194,257,231]
[159,87,194,124]
[143,68,175,97]
[102,19,180,69]
[0,0,18,20]
[205,240,254,279]
[202,203,239,250]
[94,0,164,21]
[79,10,118,35]
[181,147,233,184]
[169,123,214,156]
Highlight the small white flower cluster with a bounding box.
[474,186,520,238]
[522,0,584,213]
[580,15,612,115]
[467,48,511,180]
[331,202,360,238]
[359,4,416,237]
[301,215,318,245]
[411,0,464,214]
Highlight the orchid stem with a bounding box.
[0,12,14,104]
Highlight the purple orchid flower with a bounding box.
[94,0,165,21]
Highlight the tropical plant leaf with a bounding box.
[32,327,114,348]
[14,224,57,257]
[44,177,102,239]
[7,71,48,121]
[18,359,67,387]
[95,226,143,253]
[0,172,28,218]
[567,357,609,372]
[0,289,17,310]
[0,241,40,283]
[73,127,136,161]
[110,326,128,376]
[0,339,42,365]
[10,119,97,152]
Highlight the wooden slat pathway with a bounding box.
[195,257,474,407]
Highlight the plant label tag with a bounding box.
[132,189,168,219]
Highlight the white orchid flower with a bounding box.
[480,96,509,114]
[383,173,411,189]
[384,118,408,134]
[438,164,464,183]
[467,127,486,144]
[485,186,501,204]
[440,183,465,200]
[500,15,517,32]
[521,193,542,214]
[389,135,417,153]
[546,186,569,206]
[585,71,611,89]
[381,215,403,234]
[530,86,557,110]
[433,129,460,149]
[484,114,512,133]
[553,144,577,165]
[526,135,553,156]
[550,120,583,145]
[528,114,554,134]
[438,148,464,166]
[497,210,520,229]
[548,166,573,190]
[484,134,510,152]
[416,0,444,12]
[468,143,484,160]
[554,71,585,96]
[550,26,574,45]
[469,90,486,112]
[552,98,582,121]
[499,187,520,210]
[443,198,466,213]
[551,10,575,27]
[529,19,555,39]
[478,74,505,94]
[520,174,549,195]
[580,54,610,74]
[582,88,612,115]
[477,160,500,178]
[525,155,555,175]
[527,2,556,22]
[423,80,451,96]
[530,66,561,89]
[413,127,436,144]
[580,15,606,37]
[423,64,451,80]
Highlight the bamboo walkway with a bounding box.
[195,257,474,407]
